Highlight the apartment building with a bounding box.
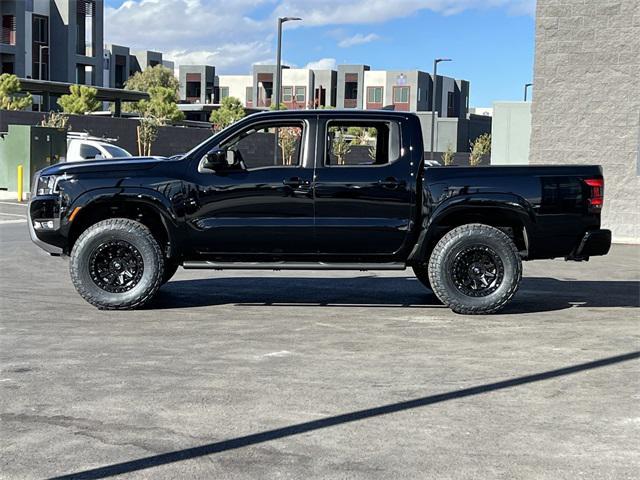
[178,65,215,104]
[1,0,104,86]
[189,63,468,118]
[102,45,168,89]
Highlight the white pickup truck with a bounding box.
[66,134,132,162]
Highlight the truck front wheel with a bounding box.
[70,218,165,310]
[428,223,522,314]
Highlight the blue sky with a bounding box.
[104,0,536,107]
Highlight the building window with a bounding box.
[393,86,409,103]
[76,0,95,56]
[257,74,273,107]
[76,65,93,85]
[2,15,16,45]
[219,87,230,101]
[447,91,457,117]
[245,86,253,106]
[186,81,201,99]
[295,86,305,103]
[282,86,293,102]
[367,87,383,104]
[31,15,49,80]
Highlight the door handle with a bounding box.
[379,177,400,190]
[283,177,304,188]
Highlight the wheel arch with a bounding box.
[408,194,535,265]
[66,188,180,259]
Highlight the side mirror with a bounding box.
[203,149,233,170]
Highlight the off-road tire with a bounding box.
[428,223,522,314]
[161,261,180,285]
[70,218,164,310]
[412,263,432,291]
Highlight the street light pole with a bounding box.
[274,16,301,110]
[430,58,451,161]
[524,83,533,101]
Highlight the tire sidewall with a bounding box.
[429,226,521,312]
[71,223,162,308]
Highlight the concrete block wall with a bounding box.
[529,0,640,242]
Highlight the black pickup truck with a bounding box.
[28,110,611,313]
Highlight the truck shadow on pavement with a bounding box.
[49,350,640,480]
[150,276,640,313]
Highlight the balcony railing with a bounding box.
[1,27,16,45]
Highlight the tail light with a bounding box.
[584,178,604,213]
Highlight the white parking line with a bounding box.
[0,219,27,224]
[0,201,27,207]
[0,212,27,218]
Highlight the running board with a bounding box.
[182,261,406,271]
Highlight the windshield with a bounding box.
[102,144,132,158]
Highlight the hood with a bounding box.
[39,156,167,176]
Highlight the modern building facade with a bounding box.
[183,63,468,118]
[530,0,639,242]
[1,0,104,86]
[178,64,215,104]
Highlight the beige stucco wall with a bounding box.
[529,0,640,242]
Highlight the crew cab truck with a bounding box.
[28,110,611,314]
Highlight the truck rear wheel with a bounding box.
[428,223,522,314]
[70,218,164,310]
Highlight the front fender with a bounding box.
[61,186,187,255]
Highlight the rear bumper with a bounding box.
[567,229,611,260]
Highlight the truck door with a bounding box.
[313,117,413,256]
[186,118,315,256]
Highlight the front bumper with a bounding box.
[28,196,64,256]
[566,229,611,261]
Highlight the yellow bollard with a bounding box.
[17,165,23,202]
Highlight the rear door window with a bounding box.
[325,121,400,166]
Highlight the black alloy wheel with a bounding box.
[89,240,145,293]
[451,245,504,297]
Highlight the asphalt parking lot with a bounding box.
[1,202,639,479]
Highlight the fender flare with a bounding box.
[407,192,537,264]
[63,187,184,256]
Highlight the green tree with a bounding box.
[269,102,288,111]
[40,111,69,130]
[441,143,455,166]
[137,86,184,124]
[278,126,302,166]
[124,65,179,113]
[329,126,351,165]
[125,64,179,93]
[57,84,101,114]
[469,133,491,166]
[0,73,32,111]
[137,116,159,156]
[210,96,246,131]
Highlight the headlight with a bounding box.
[36,175,59,196]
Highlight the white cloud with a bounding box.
[104,0,535,75]
[338,33,380,48]
[273,0,535,25]
[304,58,338,70]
